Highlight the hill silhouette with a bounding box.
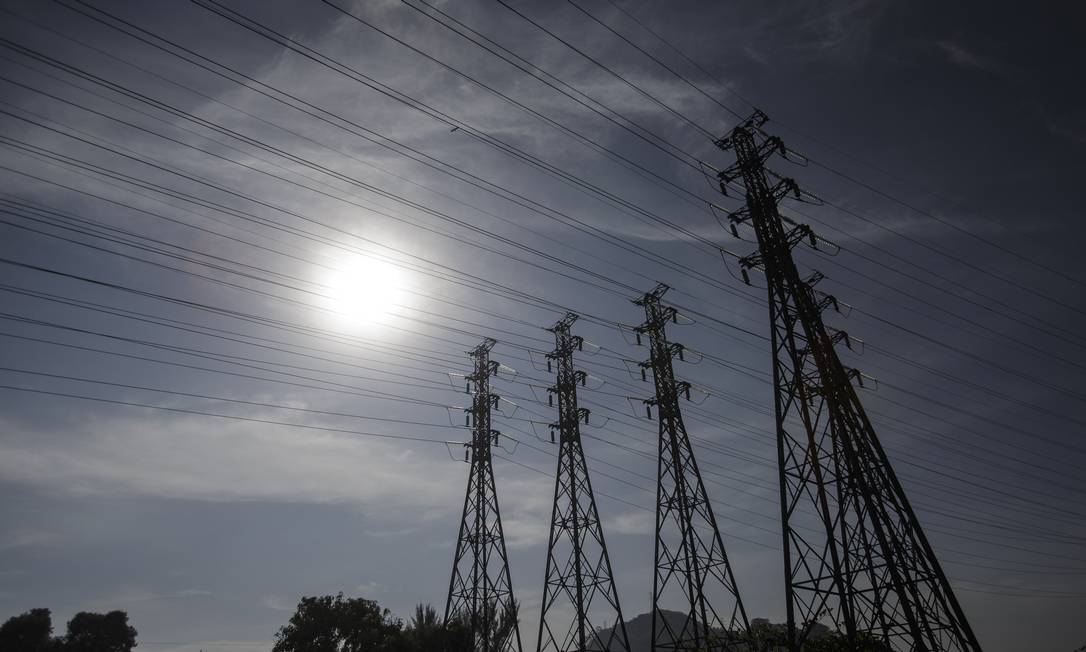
[590,609,753,651]
[590,611,836,651]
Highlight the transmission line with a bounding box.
[445,338,523,652]
[716,110,981,651]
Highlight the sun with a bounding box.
[321,255,406,329]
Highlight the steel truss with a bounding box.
[716,110,982,652]
[636,286,754,652]
[446,338,523,652]
[537,313,632,652]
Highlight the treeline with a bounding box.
[0,609,137,652]
[271,594,514,652]
[272,595,887,652]
[3,595,903,651]
[1,596,495,652]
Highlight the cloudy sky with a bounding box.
[0,0,1084,650]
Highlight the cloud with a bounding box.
[260,594,299,612]
[362,525,423,539]
[937,40,1005,73]
[490,476,554,549]
[0,412,464,509]
[740,0,890,64]
[603,510,654,535]
[1036,105,1086,146]
[1046,120,1086,145]
[0,528,61,552]
[87,587,213,612]
[805,0,888,55]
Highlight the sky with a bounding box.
[0,0,1084,650]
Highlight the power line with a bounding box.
[0,384,453,445]
[10,7,1086,397]
[492,0,719,140]
[8,246,1077,552]
[7,194,1084,511]
[7,212,1083,517]
[718,111,982,650]
[565,0,742,120]
[0,2,1077,612]
[594,0,1086,290]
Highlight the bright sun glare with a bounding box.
[323,255,406,328]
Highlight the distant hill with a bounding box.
[591,609,754,651]
[590,611,834,651]
[622,610,680,652]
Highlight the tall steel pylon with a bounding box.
[536,313,631,652]
[445,338,523,652]
[715,110,981,652]
[635,285,753,652]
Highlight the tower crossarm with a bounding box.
[634,286,755,652]
[715,110,983,652]
[445,338,523,652]
[537,313,632,652]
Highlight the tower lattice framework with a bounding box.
[536,313,632,652]
[715,110,981,652]
[635,285,753,652]
[446,338,523,652]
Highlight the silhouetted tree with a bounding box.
[405,604,443,651]
[270,594,522,652]
[749,617,787,648]
[0,608,55,652]
[272,593,409,652]
[742,618,892,651]
[488,599,519,651]
[440,600,518,652]
[436,617,473,652]
[63,611,137,652]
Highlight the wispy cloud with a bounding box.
[603,510,653,535]
[747,0,891,64]
[936,40,1006,73]
[260,594,299,612]
[1036,104,1086,146]
[1046,120,1086,145]
[0,413,464,508]
[0,528,61,552]
[805,0,889,55]
[87,587,213,611]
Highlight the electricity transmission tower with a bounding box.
[537,313,631,652]
[714,110,981,652]
[446,338,523,652]
[635,285,753,652]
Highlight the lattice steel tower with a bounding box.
[446,338,523,652]
[635,285,753,652]
[715,110,981,652]
[537,313,631,652]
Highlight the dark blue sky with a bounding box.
[0,0,1084,650]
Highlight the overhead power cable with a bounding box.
[12,6,1081,386]
[0,384,452,444]
[491,0,718,139]
[593,0,1086,289]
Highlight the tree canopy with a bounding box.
[272,593,409,652]
[0,609,55,652]
[272,595,482,652]
[63,612,137,652]
[0,609,136,652]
